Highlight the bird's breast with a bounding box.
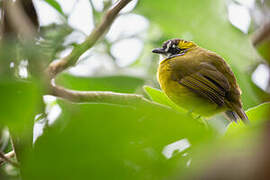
[158,60,191,98]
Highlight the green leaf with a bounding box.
[56,73,145,93]
[226,102,270,135]
[0,78,41,134]
[144,85,186,113]
[23,99,213,180]
[256,41,270,64]
[245,102,270,123]
[44,0,65,16]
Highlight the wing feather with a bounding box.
[179,72,226,106]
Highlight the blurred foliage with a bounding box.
[0,78,41,179]
[257,41,270,63]
[144,85,186,113]
[23,99,213,180]
[184,103,270,180]
[0,0,270,179]
[56,73,144,93]
[39,24,73,62]
[0,79,41,134]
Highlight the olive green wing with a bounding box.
[178,65,230,106]
[206,52,242,96]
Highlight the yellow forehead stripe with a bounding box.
[177,40,196,49]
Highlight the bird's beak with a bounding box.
[152,48,166,54]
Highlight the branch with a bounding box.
[4,0,37,39]
[50,84,165,108]
[252,21,270,46]
[0,4,4,39]
[46,0,132,79]
[0,150,19,167]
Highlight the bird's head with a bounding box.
[152,39,197,59]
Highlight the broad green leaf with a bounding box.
[44,0,65,16]
[136,0,260,108]
[245,102,270,123]
[56,73,145,93]
[23,99,213,180]
[226,102,270,135]
[0,79,41,134]
[144,85,186,113]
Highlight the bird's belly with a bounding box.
[159,76,224,116]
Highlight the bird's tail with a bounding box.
[225,110,238,122]
[225,107,249,124]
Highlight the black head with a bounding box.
[152,38,196,58]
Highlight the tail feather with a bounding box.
[235,107,249,124]
[225,110,238,122]
[225,108,249,124]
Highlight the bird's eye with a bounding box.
[168,45,181,55]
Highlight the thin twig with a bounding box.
[4,151,15,159]
[252,21,270,46]
[0,150,19,167]
[46,0,132,79]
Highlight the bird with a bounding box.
[152,38,248,123]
